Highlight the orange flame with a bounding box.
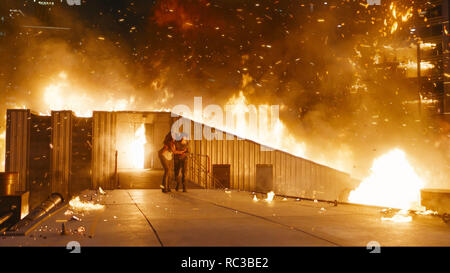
[265,191,275,202]
[69,196,105,211]
[348,149,425,210]
[131,124,147,169]
[42,72,134,117]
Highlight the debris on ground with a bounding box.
[381,209,412,223]
[98,187,106,195]
[64,210,74,216]
[69,196,105,212]
[77,226,86,234]
[380,208,396,215]
[60,223,69,235]
[414,209,438,216]
[70,216,82,221]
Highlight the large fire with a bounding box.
[173,89,307,158]
[42,71,135,117]
[399,61,434,71]
[131,124,147,169]
[224,91,306,157]
[348,149,425,210]
[1,0,447,216]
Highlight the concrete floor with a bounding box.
[0,189,449,247]
[118,169,202,190]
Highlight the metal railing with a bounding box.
[187,153,225,189]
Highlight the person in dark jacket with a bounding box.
[174,134,189,192]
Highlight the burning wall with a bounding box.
[115,112,172,170]
[5,109,356,205]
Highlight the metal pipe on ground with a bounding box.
[7,193,64,232]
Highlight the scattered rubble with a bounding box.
[70,216,82,222]
[77,226,86,234]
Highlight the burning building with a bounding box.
[0,1,449,250]
[0,0,448,223]
[412,0,450,114]
[4,109,357,210]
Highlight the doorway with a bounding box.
[256,164,273,193]
[212,164,231,189]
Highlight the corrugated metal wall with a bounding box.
[6,109,356,201]
[50,111,73,201]
[28,114,52,209]
[92,111,117,190]
[6,110,93,204]
[71,117,93,195]
[5,109,30,192]
[186,120,357,202]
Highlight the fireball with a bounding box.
[348,149,425,210]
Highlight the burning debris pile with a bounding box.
[348,148,431,222]
[59,190,106,236]
[348,149,425,210]
[68,188,106,213]
[0,0,449,209]
[251,191,276,203]
[69,196,105,212]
